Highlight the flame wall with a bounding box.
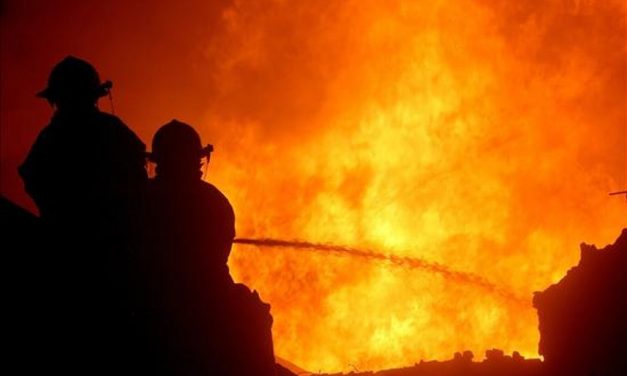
[1,0,625,373]
[204,0,626,371]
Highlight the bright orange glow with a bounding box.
[1,0,625,373]
[196,0,626,372]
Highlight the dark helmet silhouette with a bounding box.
[37,56,112,103]
[149,120,213,166]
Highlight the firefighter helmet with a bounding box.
[149,120,213,165]
[37,56,111,102]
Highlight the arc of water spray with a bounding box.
[233,238,529,306]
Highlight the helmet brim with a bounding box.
[35,88,50,99]
[36,81,112,100]
[146,145,213,163]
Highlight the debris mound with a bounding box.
[533,228,627,375]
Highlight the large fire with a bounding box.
[1,0,625,373]
[193,0,627,372]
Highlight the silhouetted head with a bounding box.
[38,56,111,111]
[149,120,213,180]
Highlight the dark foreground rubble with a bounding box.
[318,350,542,376]
[533,228,627,375]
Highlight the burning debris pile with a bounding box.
[533,228,627,375]
[318,350,543,376]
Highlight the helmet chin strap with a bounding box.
[146,160,156,179]
[107,88,115,115]
[201,157,209,181]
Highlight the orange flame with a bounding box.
[192,0,626,372]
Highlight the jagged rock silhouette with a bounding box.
[534,228,627,376]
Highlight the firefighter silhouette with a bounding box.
[20,56,146,223]
[19,56,147,374]
[140,120,276,375]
